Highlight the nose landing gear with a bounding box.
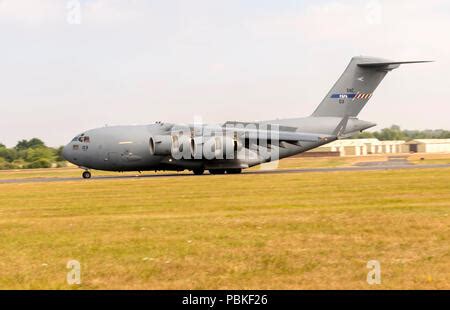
[82,170,91,179]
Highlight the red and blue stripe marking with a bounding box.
[331,92,372,100]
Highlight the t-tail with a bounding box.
[311,56,432,118]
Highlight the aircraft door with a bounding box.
[106,152,121,167]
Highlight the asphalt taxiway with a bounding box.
[1,163,450,184]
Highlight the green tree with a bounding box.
[25,159,52,169]
[15,139,29,151]
[24,146,55,163]
[373,125,405,141]
[0,146,17,162]
[0,157,19,170]
[15,138,45,150]
[28,138,45,148]
[352,131,375,139]
[54,146,65,161]
[350,125,450,141]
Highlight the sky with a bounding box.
[1,0,449,147]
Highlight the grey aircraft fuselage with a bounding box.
[62,117,374,173]
[62,56,430,177]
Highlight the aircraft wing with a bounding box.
[222,126,334,143]
[222,116,349,144]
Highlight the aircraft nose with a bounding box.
[62,144,70,161]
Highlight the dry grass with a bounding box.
[0,167,187,180]
[269,155,389,169]
[407,153,450,165]
[0,167,449,289]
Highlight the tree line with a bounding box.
[0,138,65,170]
[1,126,450,170]
[351,125,450,141]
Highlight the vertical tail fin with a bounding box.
[311,56,432,117]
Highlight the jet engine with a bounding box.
[149,134,192,159]
[149,135,172,155]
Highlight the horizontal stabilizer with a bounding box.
[358,60,433,68]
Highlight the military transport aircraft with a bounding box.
[62,56,430,178]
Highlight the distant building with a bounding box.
[378,140,405,154]
[403,139,450,153]
[304,138,450,157]
[308,138,406,156]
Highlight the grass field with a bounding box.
[1,153,448,180]
[0,166,449,289]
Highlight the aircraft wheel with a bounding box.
[193,168,205,175]
[209,169,225,175]
[226,169,242,174]
[82,171,91,179]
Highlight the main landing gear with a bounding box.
[192,168,242,175]
[226,168,242,174]
[82,170,91,179]
[193,168,205,175]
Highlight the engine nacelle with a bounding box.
[149,134,192,159]
[149,135,172,155]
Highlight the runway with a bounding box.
[1,163,450,184]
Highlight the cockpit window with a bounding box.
[71,134,90,143]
